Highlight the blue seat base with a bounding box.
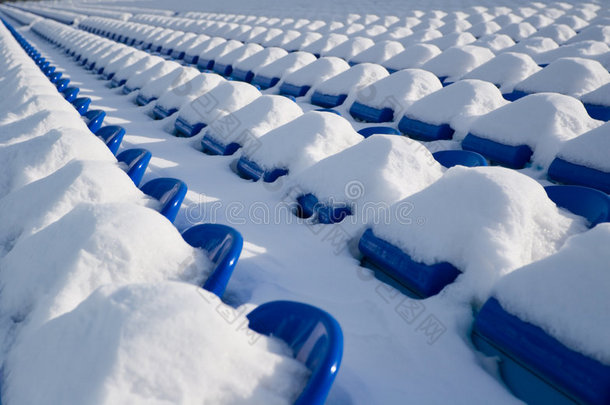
[84,110,106,133]
[357,126,400,138]
[296,193,352,224]
[201,134,241,156]
[251,75,280,90]
[432,150,488,168]
[116,148,152,187]
[231,68,254,83]
[62,87,80,103]
[503,90,529,101]
[110,77,126,88]
[548,158,610,195]
[358,228,461,298]
[197,58,214,71]
[311,92,348,108]
[184,54,198,65]
[398,116,454,141]
[583,103,610,121]
[122,85,138,95]
[136,94,157,106]
[72,97,91,115]
[349,101,394,123]
[214,63,232,76]
[279,82,311,98]
[95,125,125,155]
[544,185,610,227]
[236,157,288,182]
[171,50,185,60]
[152,105,178,120]
[175,117,206,138]
[100,71,114,81]
[473,297,610,405]
[462,133,533,169]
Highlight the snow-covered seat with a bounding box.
[212,43,263,77]
[432,150,488,168]
[462,93,600,170]
[246,300,343,405]
[197,39,243,72]
[82,109,106,133]
[71,97,90,116]
[349,69,442,123]
[116,148,152,187]
[278,57,349,98]
[181,223,244,297]
[230,47,287,83]
[420,45,495,85]
[547,122,610,194]
[398,80,507,141]
[251,51,316,90]
[581,83,610,121]
[95,125,124,156]
[140,177,188,224]
[472,224,610,405]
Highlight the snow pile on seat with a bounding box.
[371,166,588,302]
[382,43,441,71]
[466,93,601,168]
[313,63,388,99]
[155,72,225,112]
[349,40,404,64]
[177,81,261,126]
[124,59,180,92]
[581,82,610,107]
[420,45,495,83]
[513,57,610,98]
[244,111,362,175]
[255,51,316,81]
[205,95,302,146]
[554,121,610,172]
[462,52,541,92]
[3,282,309,405]
[493,223,610,365]
[291,134,444,221]
[138,65,200,102]
[402,80,508,135]
[112,54,163,85]
[281,56,349,89]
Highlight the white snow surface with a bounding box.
[462,52,542,92]
[155,72,225,111]
[555,121,610,172]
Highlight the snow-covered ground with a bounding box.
[0,0,609,404]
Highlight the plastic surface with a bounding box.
[349,101,394,123]
[181,224,244,297]
[548,158,610,194]
[174,117,206,138]
[432,150,488,168]
[136,94,157,106]
[544,185,610,227]
[231,68,254,83]
[358,228,461,298]
[251,74,280,90]
[296,193,352,224]
[398,116,454,141]
[462,133,533,169]
[236,157,288,182]
[201,134,241,156]
[247,300,343,405]
[140,177,188,224]
[152,105,178,120]
[110,77,127,88]
[71,96,90,116]
[62,86,80,103]
[357,126,400,138]
[197,58,214,71]
[279,82,311,98]
[56,78,70,92]
[473,297,610,405]
[95,125,125,156]
[503,90,529,102]
[583,103,610,121]
[83,110,106,133]
[311,92,348,108]
[213,62,232,77]
[116,148,152,187]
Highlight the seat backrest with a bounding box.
[95,125,125,156]
[432,150,488,168]
[357,126,400,138]
[545,185,610,227]
[181,223,244,296]
[247,300,344,405]
[85,110,106,133]
[140,178,188,223]
[116,148,152,187]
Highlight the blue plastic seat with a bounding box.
[213,62,232,77]
[181,224,244,297]
[174,117,207,138]
[279,82,311,98]
[296,193,352,224]
[116,148,152,187]
[432,150,488,168]
[231,68,254,83]
[310,91,348,108]
[201,133,241,156]
[184,53,199,65]
[583,103,610,121]
[398,116,454,141]
[462,133,533,169]
[136,93,157,106]
[473,297,610,405]
[251,74,280,90]
[110,77,127,88]
[56,78,70,92]
[246,301,343,405]
[349,101,394,123]
[100,71,115,81]
[171,49,185,60]
[62,87,80,103]
[72,97,91,116]
[122,84,138,95]
[95,125,125,155]
[49,71,63,84]
[140,178,188,223]
[236,157,288,182]
[548,158,610,194]
[544,185,610,227]
[357,126,400,138]
[43,64,56,76]
[503,90,530,102]
[197,58,214,71]
[83,109,106,133]
[152,105,178,120]
[313,108,341,116]
[358,228,461,298]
